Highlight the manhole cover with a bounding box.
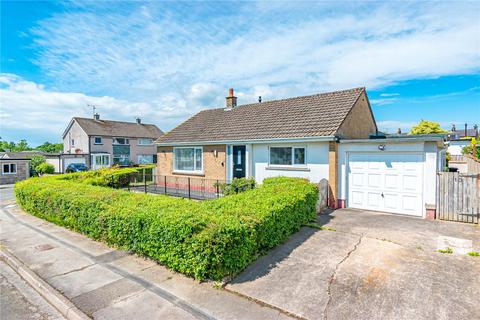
[35,244,54,251]
[437,236,472,254]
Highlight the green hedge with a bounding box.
[14,172,318,280]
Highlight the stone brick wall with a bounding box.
[337,91,377,139]
[0,160,29,185]
[157,145,227,180]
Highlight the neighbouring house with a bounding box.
[62,114,163,170]
[0,152,31,184]
[157,87,446,218]
[446,123,478,173]
[447,123,478,157]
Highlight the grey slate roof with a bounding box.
[72,118,163,139]
[157,87,366,144]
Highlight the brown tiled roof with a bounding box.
[72,118,163,139]
[157,87,366,144]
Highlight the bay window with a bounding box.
[174,147,203,172]
[269,146,306,166]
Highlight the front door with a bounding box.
[232,146,246,179]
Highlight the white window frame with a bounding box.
[173,146,203,174]
[137,154,154,164]
[94,136,103,145]
[91,153,110,169]
[2,163,17,174]
[113,137,130,145]
[268,146,307,167]
[138,138,154,146]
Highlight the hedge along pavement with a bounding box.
[14,170,318,280]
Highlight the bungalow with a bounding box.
[156,88,445,218]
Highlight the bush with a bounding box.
[30,155,46,176]
[35,162,55,175]
[14,172,318,280]
[217,177,256,195]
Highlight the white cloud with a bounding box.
[0,74,192,142]
[3,1,480,142]
[28,1,479,101]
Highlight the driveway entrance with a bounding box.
[226,209,480,320]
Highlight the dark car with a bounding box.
[66,163,89,173]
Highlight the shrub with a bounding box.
[35,162,55,175]
[30,155,46,176]
[14,172,318,280]
[217,177,256,195]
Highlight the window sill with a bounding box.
[266,166,310,172]
[172,171,205,176]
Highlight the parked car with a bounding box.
[66,163,89,173]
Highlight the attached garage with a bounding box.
[347,153,424,216]
[338,136,446,218]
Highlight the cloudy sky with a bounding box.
[1,1,479,145]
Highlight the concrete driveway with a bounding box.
[226,209,480,320]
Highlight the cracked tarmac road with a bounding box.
[226,209,480,320]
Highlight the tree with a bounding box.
[409,120,448,135]
[36,142,63,153]
[15,139,31,151]
[30,155,46,175]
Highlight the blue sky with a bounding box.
[1,1,479,145]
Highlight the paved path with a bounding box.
[0,259,65,320]
[0,199,291,320]
[227,209,480,320]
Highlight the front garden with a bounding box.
[14,168,318,280]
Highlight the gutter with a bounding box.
[340,135,446,144]
[156,136,336,146]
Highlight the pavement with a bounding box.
[0,259,66,320]
[1,183,479,320]
[227,209,480,320]
[0,191,291,320]
[0,184,15,202]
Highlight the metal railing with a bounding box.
[125,173,225,200]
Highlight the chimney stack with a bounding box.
[465,123,468,137]
[451,123,456,132]
[94,113,100,120]
[397,128,402,135]
[136,117,141,124]
[258,96,262,103]
[225,88,237,110]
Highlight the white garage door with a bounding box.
[347,153,424,216]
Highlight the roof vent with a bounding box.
[136,117,141,124]
[94,113,100,120]
[258,96,262,103]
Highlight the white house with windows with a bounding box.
[62,114,163,170]
[157,87,446,219]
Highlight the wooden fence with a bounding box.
[464,156,480,174]
[436,172,479,224]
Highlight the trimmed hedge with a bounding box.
[14,171,318,280]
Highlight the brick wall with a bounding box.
[157,145,227,180]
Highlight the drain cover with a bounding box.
[35,244,54,251]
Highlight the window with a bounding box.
[174,147,202,172]
[71,139,75,146]
[94,155,110,166]
[113,154,130,165]
[138,138,153,145]
[94,137,102,144]
[2,163,17,174]
[269,147,306,166]
[137,154,154,164]
[113,138,129,145]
